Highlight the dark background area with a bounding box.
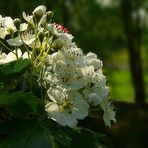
[0,0,148,147]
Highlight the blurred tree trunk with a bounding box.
[121,0,146,107]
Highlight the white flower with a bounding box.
[0,28,8,39]
[2,17,16,31]
[81,65,95,85]
[47,51,65,65]
[6,37,23,46]
[53,61,84,90]
[0,52,7,65]
[23,12,34,25]
[0,17,16,39]
[50,47,85,67]
[61,47,85,67]
[58,33,74,42]
[82,65,106,86]
[22,32,35,46]
[44,54,52,64]
[20,23,28,31]
[86,52,103,70]
[46,23,74,51]
[52,51,65,61]
[6,30,36,47]
[83,86,109,106]
[5,49,22,63]
[45,86,89,127]
[46,23,73,41]
[22,51,31,59]
[44,59,84,90]
[91,72,106,86]
[0,49,30,65]
[46,24,59,36]
[0,15,3,25]
[100,98,116,127]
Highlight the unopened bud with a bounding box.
[45,31,49,37]
[38,32,45,43]
[14,18,21,30]
[46,11,53,22]
[39,15,46,26]
[45,31,52,38]
[52,38,63,50]
[33,5,46,18]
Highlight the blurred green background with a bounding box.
[0,0,148,147]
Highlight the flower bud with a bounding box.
[45,31,52,38]
[52,38,63,50]
[38,31,45,43]
[39,15,46,26]
[14,18,21,30]
[46,11,53,22]
[33,5,46,18]
[45,31,50,37]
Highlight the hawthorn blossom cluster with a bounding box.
[0,5,116,128]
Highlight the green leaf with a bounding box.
[67,128,104,148]
[50,124,71,147]
[43,120,71,148]
[0,91,41,117]
[13,58,30,73]
[0,62,14,78]
[47,121,105,148]
[0,119,52,148]
[0,59,30,82]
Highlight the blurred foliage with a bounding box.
[0,0,125,59]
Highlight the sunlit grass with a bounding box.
[105,48,148,103]
[108,70,134,102]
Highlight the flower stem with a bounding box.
[0,40,14,53]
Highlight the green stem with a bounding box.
[40,66,44,100]
[31,24,38,60]
[19,31,31,58]
[33,44,45,65]
[35,37,52,68]
[29,66,33,92]
[0,40,14,53]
